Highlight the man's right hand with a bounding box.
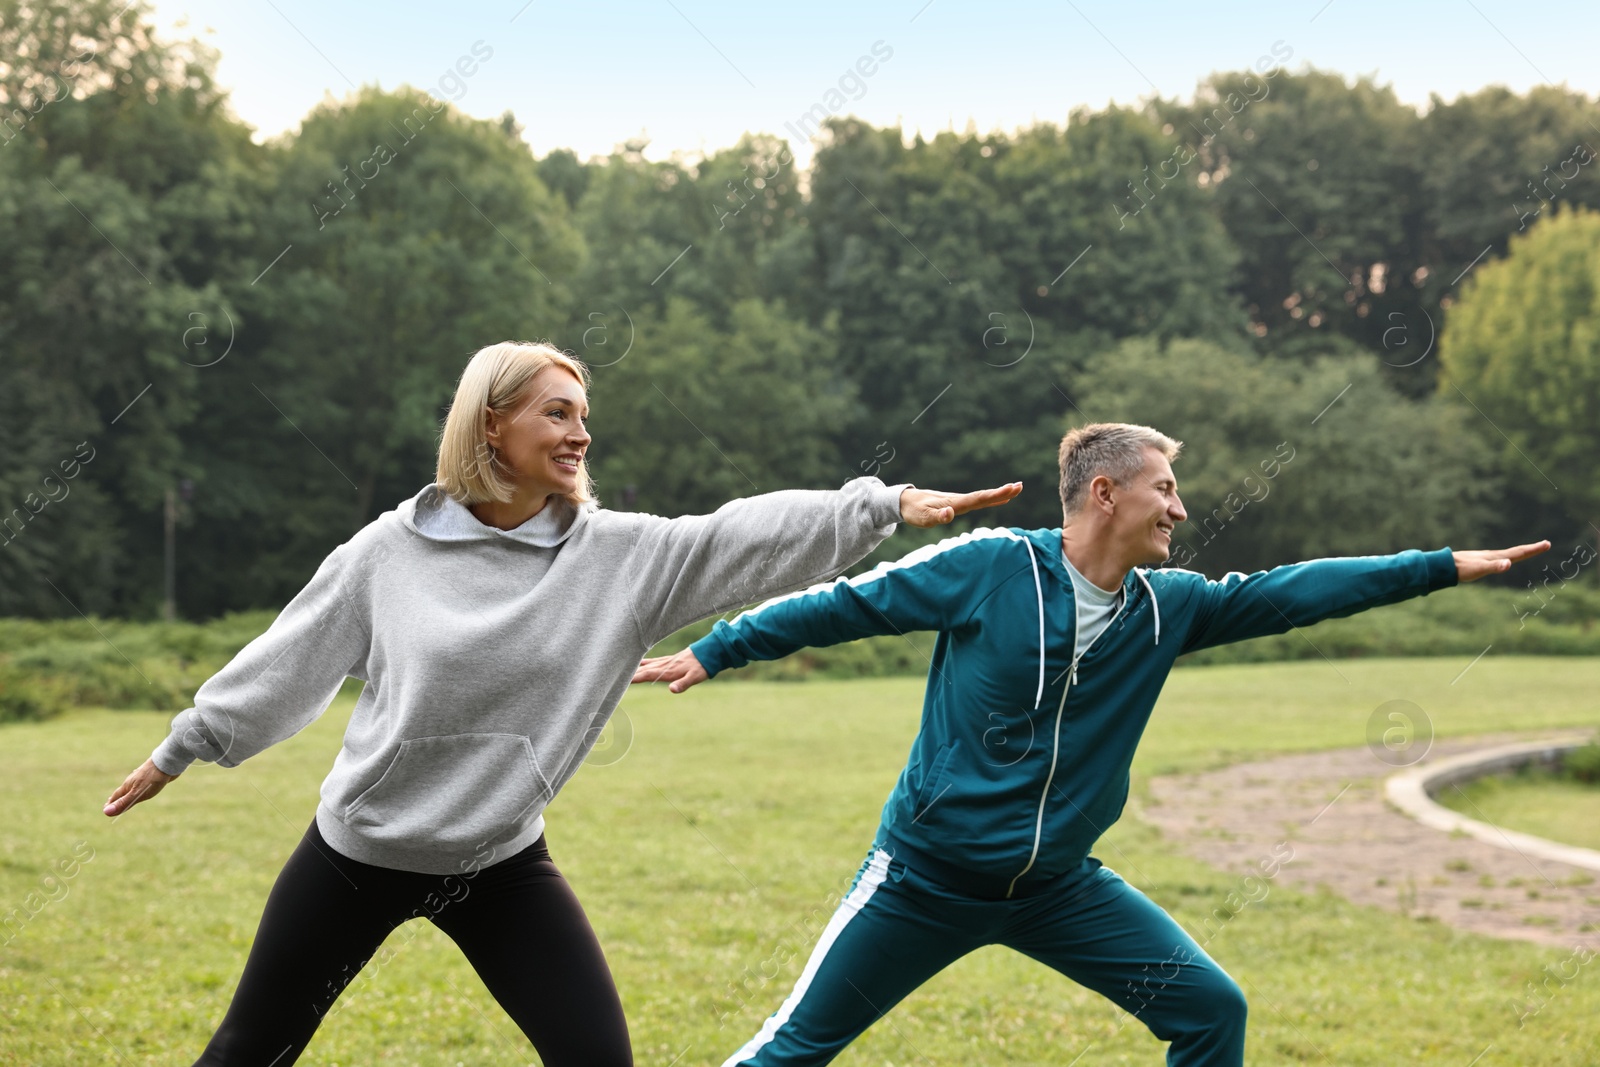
[633,648,709,694]
[104,759,178,816]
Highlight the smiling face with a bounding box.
[483,365,591,502]
[1110,447,1188,566]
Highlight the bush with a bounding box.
[0,610,279,724]
[0,576,1594,724]
[0,662,73,721]
[1565,741,1600,784]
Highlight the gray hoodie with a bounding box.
[150,477,908,874]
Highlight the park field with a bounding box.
[4,656,1600,1065]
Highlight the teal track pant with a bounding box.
[723,848,1247,1066]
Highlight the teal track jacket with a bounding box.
[691,528,1459,899]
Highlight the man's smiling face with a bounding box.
[1112,447,1188,565]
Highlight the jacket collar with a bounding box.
[1036,528,1139,595]
[1031,527,1161,646]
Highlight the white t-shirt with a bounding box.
[1063,551,1124,663]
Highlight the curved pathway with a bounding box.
[1141,731,1600,948]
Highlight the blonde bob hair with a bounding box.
[435,341,596,507]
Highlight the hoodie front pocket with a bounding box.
[343,733,552,851]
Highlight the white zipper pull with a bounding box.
[1070,659,1080,686]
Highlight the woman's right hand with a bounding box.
[898,482,1023,527]
[104,759,179,816]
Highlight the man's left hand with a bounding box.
[1454,541,1551,582]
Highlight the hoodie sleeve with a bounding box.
[625,477,909,648]
[1177,547,1458,656]
[689,530,1031,678]
[148,537,377,775]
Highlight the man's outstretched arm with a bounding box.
[1179,541,1550,655]
[633,529,1033,693]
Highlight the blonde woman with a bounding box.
[103,341,1020,1067]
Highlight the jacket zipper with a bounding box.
[1005,580,1128,899]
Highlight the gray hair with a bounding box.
[1058,422,1183,518]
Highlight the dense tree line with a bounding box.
[1,0,1595,620]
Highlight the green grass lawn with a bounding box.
[4,656,1600,1065]
[1440,770,1600,852]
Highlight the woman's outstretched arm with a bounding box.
[624,476,1021,648]
[104,535,379,816]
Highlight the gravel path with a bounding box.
[1141,732,1600,948]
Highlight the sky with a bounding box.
[147,0,1600,166]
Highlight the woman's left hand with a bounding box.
[899,482,1023,528]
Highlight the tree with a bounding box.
[173,86,584,615]
[563,133,804,338]
[1155,70,1427,372]
[0,0,254,616]
[1418,86,1600,288]
[800,112,1246,526]
[583,297,850,516]
[1078,336,1498,574]
[2,9,1584,621]
[1438,206,1600,565]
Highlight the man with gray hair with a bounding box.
[635,421,1547,1067]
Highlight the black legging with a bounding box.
[192,818,632,1066]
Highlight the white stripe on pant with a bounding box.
[722,849,894,1067]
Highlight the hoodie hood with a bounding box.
[398,483,590,547]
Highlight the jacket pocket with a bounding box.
[343,733,552,851]
[911,742,959,826]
